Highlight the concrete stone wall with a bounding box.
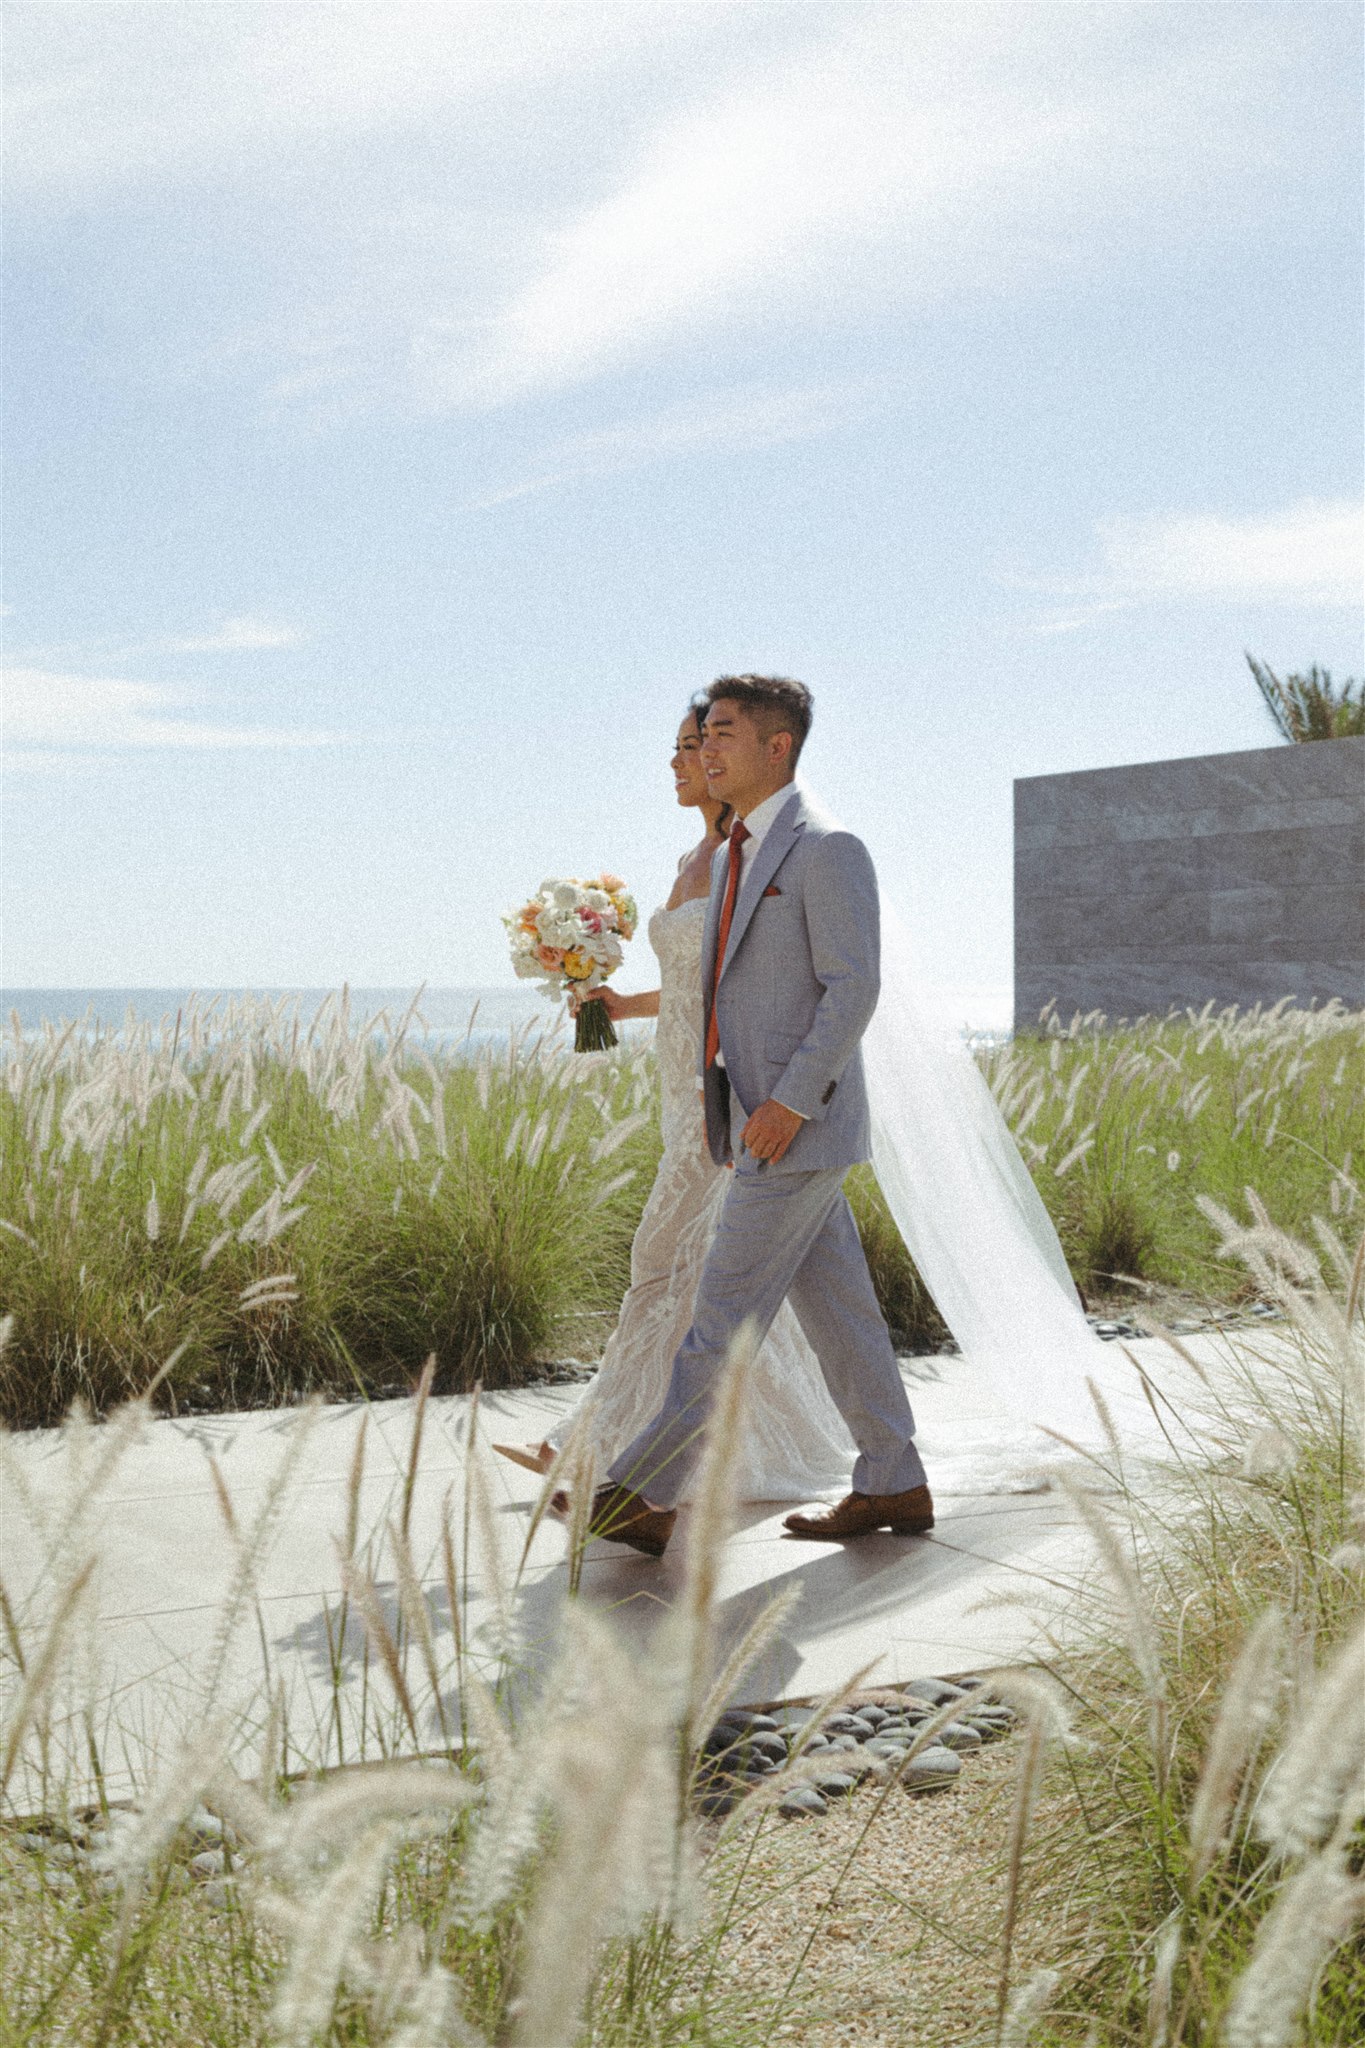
[1013,737,1365,1031]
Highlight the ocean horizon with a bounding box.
[2,985,555,1048]
[3,981,1013,1046]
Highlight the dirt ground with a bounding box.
[694,1739,1068,2047]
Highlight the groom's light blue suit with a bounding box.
[607,787,927,1509]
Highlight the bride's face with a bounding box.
[670,717,709,809]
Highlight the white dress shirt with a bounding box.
[730,783,799,886]
[714,784,803,1115]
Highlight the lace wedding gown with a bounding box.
[564,898,856,1502]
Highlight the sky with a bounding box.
[3,1,1362,1024]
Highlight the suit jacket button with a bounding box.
[821,1080,837,1105]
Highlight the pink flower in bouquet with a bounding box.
[536,944,566,969]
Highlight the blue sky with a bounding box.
[3,2,1361,1023]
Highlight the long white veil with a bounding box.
[802,781,1148,1448]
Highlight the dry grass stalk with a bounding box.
[1255,1615,1365,1857]
[1187,1605,1283,1881]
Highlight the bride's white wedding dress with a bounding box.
[560,878,1158,1504]
[565,897,856,1502]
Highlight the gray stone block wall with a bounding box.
[1013,737,1365,1031]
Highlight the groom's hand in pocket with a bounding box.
[741,1098,805,1164]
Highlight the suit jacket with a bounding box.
[700,787,879,1175]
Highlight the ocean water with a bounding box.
[1,986,569,1052]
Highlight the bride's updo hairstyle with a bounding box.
[704,673,813,767]
[687,691,733,836]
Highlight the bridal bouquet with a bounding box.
[504,873,638,1051]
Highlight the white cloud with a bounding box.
[2,6,677,197]
[1016,499,1363,614]
[7,616,307,663]
[1093,500,1362,607]
[468,378,886,508]
[2,670,342,751]
[424,9,1295,408]
[8,6,1329,416]
[153,616,305,655]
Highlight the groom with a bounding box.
[585,674,932,1558]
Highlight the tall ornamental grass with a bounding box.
[995,997,1363,1294]
[1,992,1360,1430]
[0,994,657,1428]
[998,1195,1365,2045]
[1,1206,1362,2045]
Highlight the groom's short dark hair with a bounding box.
[704,674,813,765]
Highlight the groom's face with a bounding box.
[701,699,792,814]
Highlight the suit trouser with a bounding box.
[606,1160,928,1510]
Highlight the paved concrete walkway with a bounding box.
[1,1333,1238,1807]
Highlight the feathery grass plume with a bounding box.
[995,1709,1054,2042]
[1346,1219,1365,1323]
[338,1548,422,1749]
[400,1352,436,1544]
[1187,1605,1284,1881]
[265,1819,402,2047]
[971,1666,1075,1741]
[387,1518,451,1750]
[463,1411,513,1662]
[998,1967,1060,2048]
[201,1399,322,1710]
[660,1322,756,1739]
[692,1581,803,1750]
[1222,1851,1365,2048]
[14,1393,146,1592]
[342,1411,369,1566]
[238,1273,299,1309]
[562,1428,602,1599]
[508,1604,681,2048]
[385,1964,484,2048]
[438,1487,465,1695]
[97,1717,235,1890]
[1256,1615,1365,1856]
[1145,1911,1182,2048]
[453,1669,536,1927]
[1052,1468,1166,1763]
[270,1762,472,1870]
[0,1554,94,1796]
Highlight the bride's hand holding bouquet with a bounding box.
[504,873,639,1051]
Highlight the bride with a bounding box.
[495,699,856,1501]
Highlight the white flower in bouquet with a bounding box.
[502,874,638,1051]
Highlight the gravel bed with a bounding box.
[695,1739,1053,2045]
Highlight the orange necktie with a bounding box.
[705,819,750,1069]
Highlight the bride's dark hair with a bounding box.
[687,694,732,836]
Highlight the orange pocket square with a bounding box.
[762,885,782,897]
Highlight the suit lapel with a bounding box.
[719,791,805,980]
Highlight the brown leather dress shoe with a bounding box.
[586,1483,677,1558]
[783,1486,935,1540]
